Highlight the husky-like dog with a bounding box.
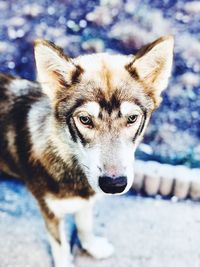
[0,36,174,267]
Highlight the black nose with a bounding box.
[98,176,127,194]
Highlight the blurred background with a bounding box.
[0,0,199,167]
[0,1,200,267]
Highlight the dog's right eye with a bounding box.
[79,115,93,127]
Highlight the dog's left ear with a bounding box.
[34,40,83,101]
[126,35,174,106]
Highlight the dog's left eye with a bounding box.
[79,115,93,127]
[127,115,138,124]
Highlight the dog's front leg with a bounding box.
[75,200,114,259]
[42,209,74,267]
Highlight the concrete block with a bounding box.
[133,160,144,191]
[173,166,191,200]
[143,161,161,196]
[189,169,200,200]
[133,172,144,191]
[158,164,174,196]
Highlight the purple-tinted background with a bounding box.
[0,0,199,167]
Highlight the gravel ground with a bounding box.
[1,179,200,267]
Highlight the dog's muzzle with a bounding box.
[98,176,127,194]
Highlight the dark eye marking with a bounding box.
[132,110,147,142]
[66,116,87,145]
[99,94,120,115]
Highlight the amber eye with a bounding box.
[127,115,138,124]
[79,115,93,127]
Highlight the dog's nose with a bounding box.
[98,176,127,194]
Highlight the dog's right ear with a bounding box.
[34,40,83,100]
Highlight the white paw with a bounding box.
[82,236,114,259]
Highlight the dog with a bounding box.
[0,35,174,267]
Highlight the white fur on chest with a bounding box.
[45,196,96,218]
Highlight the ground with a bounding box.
[1,179,200,267]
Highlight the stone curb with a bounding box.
[133,160,200,200]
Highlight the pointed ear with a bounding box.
[34,40,83,100]
[126,35,174,105]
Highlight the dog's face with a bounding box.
[34,36,174,195]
